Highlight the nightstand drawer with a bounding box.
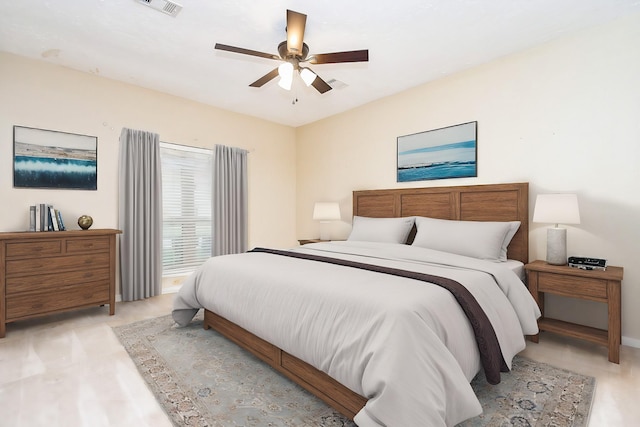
[538,272,607,301]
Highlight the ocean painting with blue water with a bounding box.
[397,121,477,182]
[13,126,97,190]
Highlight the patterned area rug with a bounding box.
[112,314,595,427]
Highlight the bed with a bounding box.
[172,182,540,426]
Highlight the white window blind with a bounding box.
[160,142,213,276]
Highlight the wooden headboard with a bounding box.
[353,182,529,264]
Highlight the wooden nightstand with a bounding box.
[525,260,623,363]
[298,239,327,245]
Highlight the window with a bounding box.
[160,142,213,278]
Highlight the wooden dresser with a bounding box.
[0,229,121,338]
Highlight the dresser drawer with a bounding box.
[5,240,62,258]
[538,272,607,300]
[5,268,111,295]
[6,282,110,320]
[66,237,110,253]
[6,252,110,277]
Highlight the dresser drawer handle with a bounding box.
[84,259,94,264]
[84,272,94,278]
[31,303,44,309]
[32,246,45,252]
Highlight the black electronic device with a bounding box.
[568,256,607,271]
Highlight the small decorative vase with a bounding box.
[78,215,93,230]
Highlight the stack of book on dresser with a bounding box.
[29,204,66,232]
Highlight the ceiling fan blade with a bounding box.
[215,43,280,61]
[309,50,369,64]
[286,10,306,55]
[249,68,280,87]
[311,74,332,94]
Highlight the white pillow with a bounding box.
[499,221,521,261]
[412,217,519,261]
[347,216,415,244]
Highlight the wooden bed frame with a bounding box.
[203,182,529,420]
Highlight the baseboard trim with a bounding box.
[622,335,640,349]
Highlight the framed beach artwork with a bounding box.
[397,121,477,182]
[13,126,97,190]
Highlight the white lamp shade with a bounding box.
[277,75,292,90]
[277,62,294,90]
[533,194,580,226]
[278,62,294,78]
[313,202,341,221]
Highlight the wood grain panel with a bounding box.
[5,240,62,257]
[353,194,397,218]
[399,193,453,218]
[66,237,110,253]
[608,280,621,363]
[538,318,608,346]
[6,253,110,277]
[6,268,110,294]
[6,282,109,320]
[203,310,277,364]
[459,190,519,221]
[538,272,607,302]
[281,352,367,418]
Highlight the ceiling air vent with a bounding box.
[135,0,183,17]
[326,79,348,90]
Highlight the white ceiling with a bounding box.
[1,0,639,127]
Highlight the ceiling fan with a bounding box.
[214,9,369,94]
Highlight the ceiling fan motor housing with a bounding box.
[278,41,309,64]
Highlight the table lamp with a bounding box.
[313,202,341,241]
[532,193,580,265]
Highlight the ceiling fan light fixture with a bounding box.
[300,67,317,86]
[278,62,294,78]
[278,75,293,90]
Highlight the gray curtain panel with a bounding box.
[118,128,163,301]
[213,145,248,256]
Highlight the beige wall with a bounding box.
[0,52,298,248]
[296,14,640,345]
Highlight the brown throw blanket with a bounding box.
[250,247,509,384]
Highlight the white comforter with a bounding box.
[172,241,540,426]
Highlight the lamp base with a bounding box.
[319,222,331,241]
[546,227,567,265]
